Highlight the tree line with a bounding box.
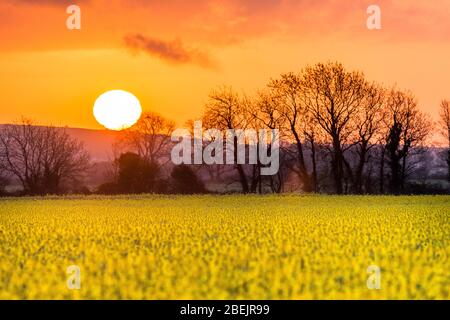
[1,62,449,195]
[201,62,449,194]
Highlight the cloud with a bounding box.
[124,34,217,69]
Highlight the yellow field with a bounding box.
[0,195,448,299]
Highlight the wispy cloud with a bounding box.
[124,34,217,69]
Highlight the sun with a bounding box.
[93,90,142,130]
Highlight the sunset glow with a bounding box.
[0,1,449,129]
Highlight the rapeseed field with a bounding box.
[0,195,448,299]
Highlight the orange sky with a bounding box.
[1,0,449,130]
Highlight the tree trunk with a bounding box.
[447,148,450,182]
[332,137,344,194]
[292,128,312,192]
[379,146,385,194]
[401,155,407,192]
[389,154,401,195]
[233,136,249,193]
[310,139,318,192]
[236,164,249,193]
[354,143,368,194]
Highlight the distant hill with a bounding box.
[63,127,120,162]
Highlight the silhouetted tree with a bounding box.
[202,86,252,193]
[123,111,175,165]
[348,82,385,193]
[117,152,161,193]
[267,73,315,192]
[383,90,431,194]
[303,62,366,194]
[170,164,205,194]
[96,182,119,195]
[0,119,90,195]
[249,90,289,193]
[439,100,450,181]
[385,120,403,194]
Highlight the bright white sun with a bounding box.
[93,90,142,130]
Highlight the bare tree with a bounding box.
[439,100,450,181]
[0,119,90,195]
[349,82,385,193]
[267,73,317,192]
[202,86,253,193]
[249,89,287,193]
[302,62,366,194]
[123,111,175,165]
[383,90,432,194]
